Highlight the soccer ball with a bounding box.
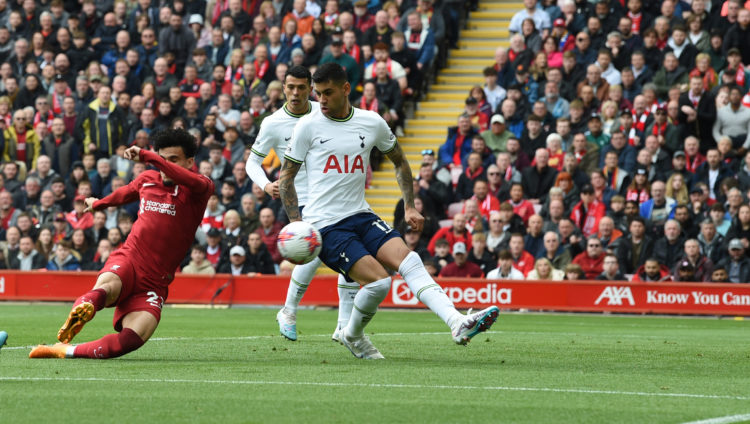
[277,221,322,265]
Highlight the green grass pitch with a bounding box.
[1,304,750,423]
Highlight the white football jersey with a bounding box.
[247,101,320,206]
[285,107,397,229]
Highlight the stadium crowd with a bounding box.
[408,0,750,284]
[0,0,458,274]
[0,0,748,284]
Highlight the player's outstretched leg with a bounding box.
[340,275,390,359]
[57,288,108,343]
[30,329,145,359]
[396,251,500,345]
[333,275,359,342]
[277,256,323,340]
[31,311,154,359]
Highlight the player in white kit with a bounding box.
[246,66,357,341]
[279,63,499,359]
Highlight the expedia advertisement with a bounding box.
[388,279,750,316]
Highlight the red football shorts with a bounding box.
[99,251,170,332]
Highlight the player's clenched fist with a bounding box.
[83,197,99,213]
[404,208,424,233]
[123,146,142,161]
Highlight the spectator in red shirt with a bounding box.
[179,64,204,98]
[684,135,706,174]
[255,207,283,264]
[570,184,606,238]
[427,213,472,255]
[438,242,483,278]
[65,195,94,230]
[465,179,499,220]
[438,114,478,169]
[509,232,535,276]
[572,236,605,279]
[507,182,535,225]
[353,1,375,33]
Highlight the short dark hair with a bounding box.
[312,62,348,85]
[510,232,524,241]
[629,216,646,227]
[150,128,198,158]
[672,24,687,33]
[285,65,312,85]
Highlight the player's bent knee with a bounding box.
[93,272,123,306]
[348,255,389,285]
[121,310,159,342]
[376,238,412,270]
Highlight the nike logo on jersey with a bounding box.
[320,138,333,144]
[142,183,155,187]
[285,137,291,141]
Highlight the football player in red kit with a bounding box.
[30,129,214,359]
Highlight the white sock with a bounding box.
[345,276,391,339]
[283,256,322,315]
[398,252,463,329]
[336,274,359,329]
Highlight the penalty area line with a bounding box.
[0,376,748,402]
[681,413,750,424]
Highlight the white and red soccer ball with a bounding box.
[277,221,322,265]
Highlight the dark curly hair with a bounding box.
[312,63,348,85]
[150,128,198,158]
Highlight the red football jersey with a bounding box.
[93,149,214,280]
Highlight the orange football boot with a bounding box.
[57,302,95,343]
[29,343,70,359]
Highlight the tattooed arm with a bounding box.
[278,158,303,222]
[386,142,424,232]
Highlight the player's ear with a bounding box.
[343,81,351,97]
[186,157,195,169]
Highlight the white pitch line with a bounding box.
[681,413,750,424]
[0,329,712,351]
[0,376,748,402]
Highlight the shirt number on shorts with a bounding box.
[146,291,164,309]
[372,219,393,234]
